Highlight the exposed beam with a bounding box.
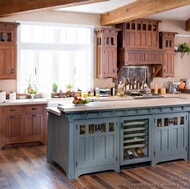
[0,0,107,17]
[186,18,190,31]
[101,0,190,25]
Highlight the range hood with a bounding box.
[118,48,166,66]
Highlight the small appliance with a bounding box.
[99,88,110,97]
[168,81,180,93]
[9,91,16,101]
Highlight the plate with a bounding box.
[73,103,89,106]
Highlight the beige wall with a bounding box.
[0,10,190,93]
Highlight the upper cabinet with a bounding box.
[117,19,160,49]
[116,19,166,71]
[159,32,177,77]
[0,22,19,79]
[95,28,120,79]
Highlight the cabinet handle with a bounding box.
[32,115,37,117]
[32,108,37,110]
[10,109,15,111]
[11,69,14,74]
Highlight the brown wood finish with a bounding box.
[0,145,190,189]
[186,18,190,31]
[159,32,177,77]
[0,0,107,17]
[117,19,161,49]
[0,22,19,79]
[101,0,190,25]
[0,104,47,149]
[95,28,120,78]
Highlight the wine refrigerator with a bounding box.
[120,115,152,165]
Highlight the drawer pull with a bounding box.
[10,109,15,112]
[32,108,37,110]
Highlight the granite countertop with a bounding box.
[47,93,190,115]
[0,99,48,106]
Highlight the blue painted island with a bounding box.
[47,94,190,179]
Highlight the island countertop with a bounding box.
[47,93,190,114]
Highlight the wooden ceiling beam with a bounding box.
[101,0,190,26]
[186,18,190,31]
[0,0,107,17]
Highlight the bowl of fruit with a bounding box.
[27,89,38,100]
[73,96,89,105]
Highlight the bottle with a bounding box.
[136,148,145,158]
[154,82,158,95]
[126,149,135,159]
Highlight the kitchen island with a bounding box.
[47,94,190,179]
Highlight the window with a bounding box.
[17,21,94,95]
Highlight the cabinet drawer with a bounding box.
[2,106,24,114]
[25,105,43,114]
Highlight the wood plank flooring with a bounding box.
[0,145,190,189]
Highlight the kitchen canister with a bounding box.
[0,91,6,103]
[9,91,16,101]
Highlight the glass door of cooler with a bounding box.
[120,115,152,165]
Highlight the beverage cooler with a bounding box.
[120,115,152,165]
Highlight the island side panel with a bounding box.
[47,112,75,179]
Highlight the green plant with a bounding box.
[52,82,58,92]
[66,84,73,89]
[178,42,190,53]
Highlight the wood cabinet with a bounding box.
[0,22,19,79]
[25,105,45,142]
[159,32,177,77]
[0,104,47,149]
[95,28,120,78]
[75,118,119,175]
[152,112,187,166]
[117,19,160,49]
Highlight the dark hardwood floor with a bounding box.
[0,145,190,189]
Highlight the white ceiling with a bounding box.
[56,0,190,21]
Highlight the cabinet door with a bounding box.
[76,120,98,168]
[162,50,174,77]
[154,113,187,158]
[0,46,15,79]
[25,114,44,141]
[2,115,24,143]
[97,118,118,165]
[103,48,117,78]
[154,115,172,157]
[171,113,187,155]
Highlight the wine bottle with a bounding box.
[136,148,145,158]
[126,149,135,159]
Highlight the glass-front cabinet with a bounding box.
[120,115,152,165]
[75,118,119,170]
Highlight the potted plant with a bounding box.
[178,42,190,53]
[52,82,58,92]
[66,84,73,92]
[25,74,33,93]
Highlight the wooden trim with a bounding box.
[101,0,190,25]
[0,0,107,17]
